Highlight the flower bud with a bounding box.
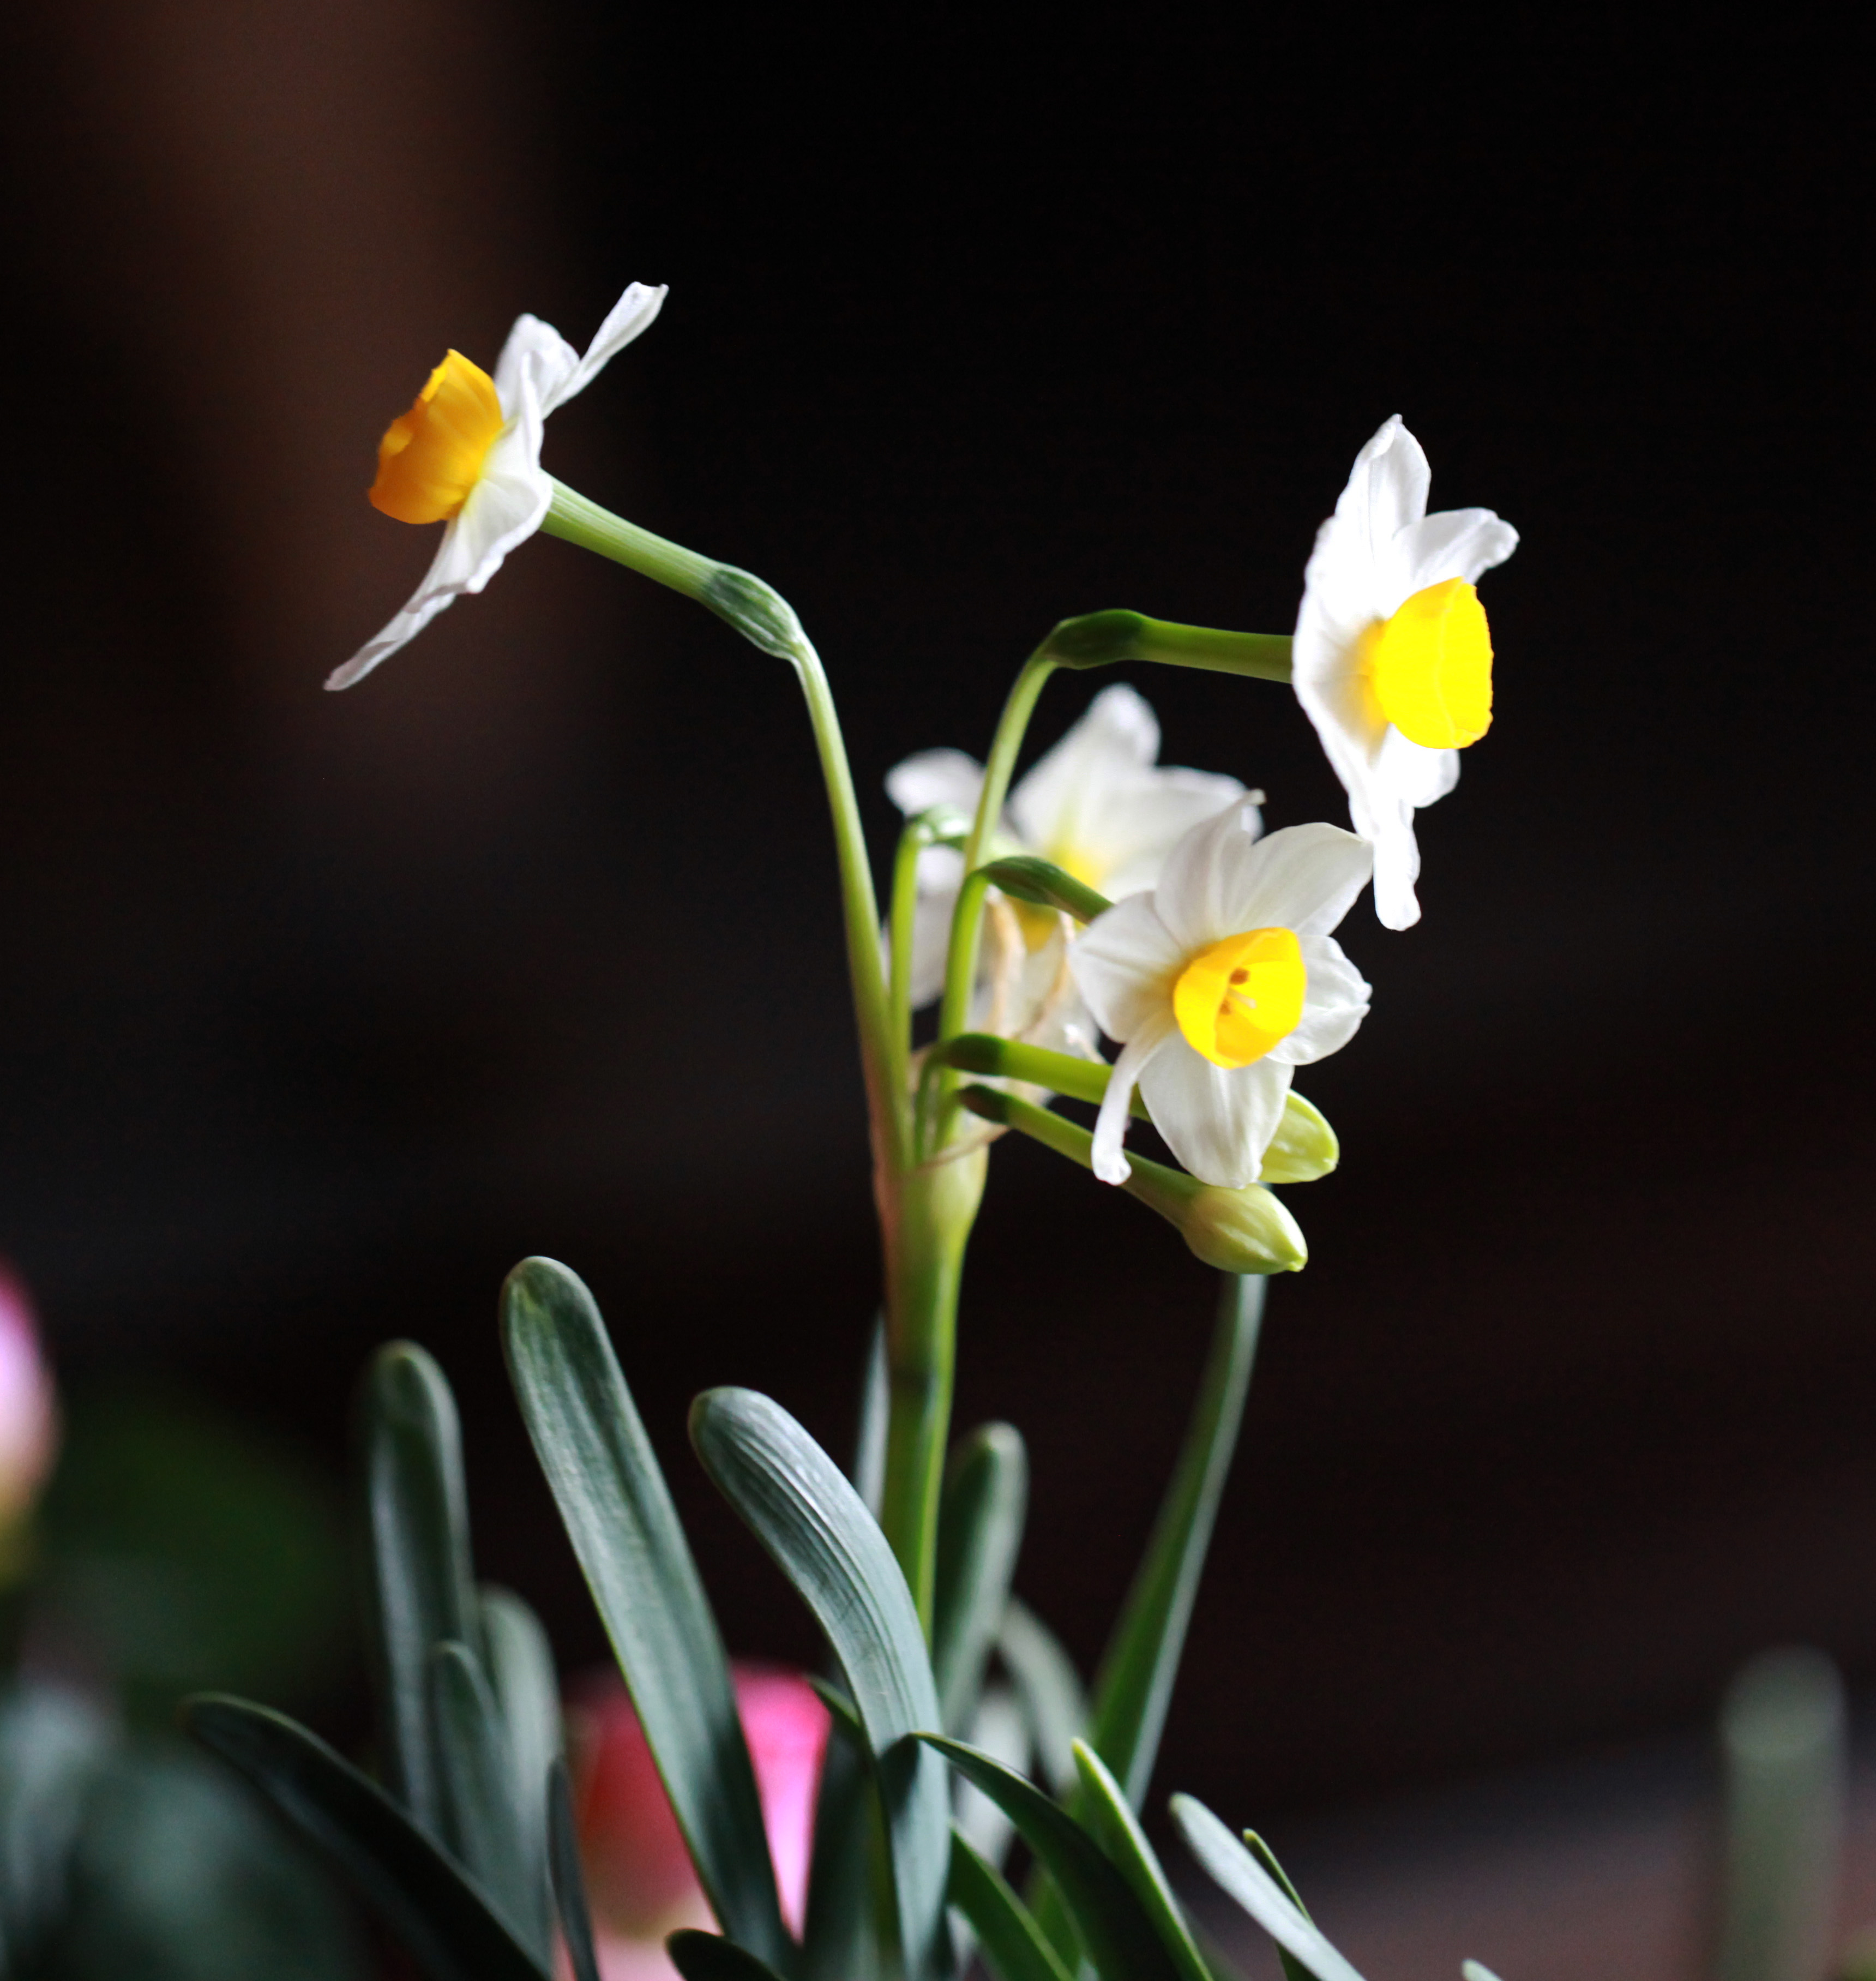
[0,1263,58,1570]
[1119,1163,1308,1275]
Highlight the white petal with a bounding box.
[1270,934,1370,1066]
[1398,507,1518,596]
[449,421,553,594]
[541,281,668,417]
[1139,1042,1291,1188]
[1147,802,1268,952]
[1370,815,1424,930]
[1344,415,1429,562]
[1008,683,1159,850]
[1080,775,1250,900]
[1376,728,1460,809]
[493,313,580,423]
[905,845,963,1009]
[1234,824,1374,937]
[1091,1017,1173,1185]
[886,748,985,820]
[327,518,478,689]
[1068,893,1186,1041]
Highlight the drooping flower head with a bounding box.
[329,282,667,691]
[1292,416,1518,929]
[887,685,1253,1044]
[570,1662,829,1980]
[1070,809,1372,1187]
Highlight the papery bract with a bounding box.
[570,1662,830,1980]
[331,281,667,691]
[1071,808,1372,1187]
[1292,416,1517,929]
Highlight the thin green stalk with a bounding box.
[936,657,1059,1052]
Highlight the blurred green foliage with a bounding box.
[35,1386,348,1723]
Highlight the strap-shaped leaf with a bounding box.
[996,1600,1087,1798]
[1088,1275,1264,1806]
[934,1425,1028,1735]
[972,857,1113,926]
[800,1721,883,1981]
[667,1930,790,1981]
[359,1341,479,1839]
[916,1734,1178,1981]
[183,1694,547,1981]
[1170,1797,1365,1981]
[430,1641,531,1940]
[481,1586,560,1958]
[501,1258,789,1971]
[1071,1743,1211,1981]
[947,1831,1073,1981]
[1244,1833,1316,1981]
[690,1386,953,1981]
[547,1758,602,1981]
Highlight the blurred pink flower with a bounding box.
[568,1661,831,1981]
[0,1263,57,1540]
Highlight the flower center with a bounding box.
[1358,576,1494,748]
[1171,928,1306,1070]
[369,351,504,525]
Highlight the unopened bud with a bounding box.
[1124,1167,1309,1275]
[1259,1090,1338,1184]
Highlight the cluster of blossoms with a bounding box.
[341,284,1519,1234]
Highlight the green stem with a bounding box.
[1039,610,1292,681]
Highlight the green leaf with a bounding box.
[500,1258,790,1973]
[430,1640,532,1942]
[917,1734,1178,1981]
[1244,1834,1316,1981]
[358,1342,479,1840]
[1071,1742,1212,1981]
[996,1600,1087,1799]
[800,1724,886,1981]
[972,857,1113,926]
[668,1929,791,1981]
[690,1386,953,1981]
[947,1830,1074,1981]
[1088,1275,1264,1806]
[481,1585,561,1958]
[1170,1796,1365,1981]
[183,1694,548,1981]
[547,1757,602,1981]
[933,1425,1028,1736]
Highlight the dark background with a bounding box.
[0,23,1868,1826]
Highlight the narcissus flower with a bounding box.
[570,1663,829,1981]
[1069,808,1371,1187]
[1292,416,1518,930]
[887,685,1252,1029]
[329,281,666,691]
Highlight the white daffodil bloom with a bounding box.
[1292,416,1518,930]
[1069,807,1372,1188]
[886,685,1253,1039]
[329,282,668,691]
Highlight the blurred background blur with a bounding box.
[0,21,1867,1973]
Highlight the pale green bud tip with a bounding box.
[1176,1181,1308,1275]
[1261,1090,1339,1185]
[703,566,807,661]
